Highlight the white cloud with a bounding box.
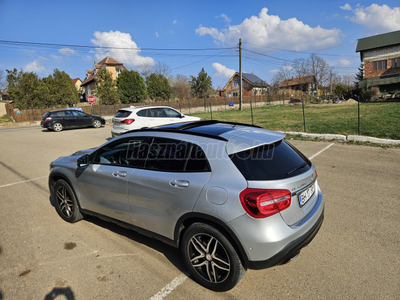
[340,4,352,11]
[349,4,400,33]
[196,8,341,51]
[282,65,293,72]
[339,59,351,66]
[59,48,75,56]
[212,62,235,78]
[25,60,45,73]
[217,14,231,23]
[49,54,62,60]
[270,69,280,74]
[90,30,155,68]
[156,32,160,37]
[173,20,178,25]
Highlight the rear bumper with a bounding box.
[229,189,324,270]
[246,207,324,269]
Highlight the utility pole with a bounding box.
[239,38,243,111]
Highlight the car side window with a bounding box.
[136,109,148,117]
[163,108,181,118]
[150,108,166,118]
[56,111,72,117]
[91,137,149,167]
[71,111,86,117]
[145,138,210,172]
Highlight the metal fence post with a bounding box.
[209,102,213,120]
[358,96,361,135]
[250,100,254,125]
[302,96,306,132]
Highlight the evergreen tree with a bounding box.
[6,68,47,109]
[354,63,363,87]
[146,73,172,101]
[45,69,78,107]
[190,68,212,99]
[95,68,119,105]
[117,70,146,103]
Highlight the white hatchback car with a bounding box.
[111,106,202,137]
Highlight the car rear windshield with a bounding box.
[229,140,311,180]
[115,110,132,118]
[42,112,51,119]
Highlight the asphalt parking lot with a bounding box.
[0,125,399,300]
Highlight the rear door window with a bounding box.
[136,109,148,117]
[145,138,210,172]
[229,140,311,180]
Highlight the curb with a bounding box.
[285,131,400,145]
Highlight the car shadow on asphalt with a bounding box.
[83,214,187,274]
[48,196,186,274]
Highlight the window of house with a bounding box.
[393,58,400,68]
[233,81,238,87]
[374,60,387,70]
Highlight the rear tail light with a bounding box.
[239,188,291,219]
[121,119,135,124]
[45,117,52,122]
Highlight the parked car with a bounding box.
[49,120,324,291]
[41,109,105,132]
[111,105,202,137]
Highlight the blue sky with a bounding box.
[1,0,400,89]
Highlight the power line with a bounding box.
[0,39,235,52]
[244,42,358,58]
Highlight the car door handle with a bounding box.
[169,180,189,188]
[112,171,127,178]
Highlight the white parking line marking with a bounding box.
[309,143,334,160]
[0,176,47,189]
[149,274,188,300]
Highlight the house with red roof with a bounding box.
[80,56,127,102]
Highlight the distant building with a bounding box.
[221,72,269,97]
[356,30,400,93]
[279,75,316,93]
[80,56,127,101]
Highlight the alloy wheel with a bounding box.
[56,185,74,218]
[187,233,231,284]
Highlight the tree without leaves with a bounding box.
[146,73,172,101]
[190,68,212,99]
[117,70,146,103]
[307,53,330,90]
[171,74,191,100]
[94,68,119,105]
[0,69,8,90]
[138,62,154,79]
[153,62,171,77]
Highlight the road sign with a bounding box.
[88,96,95,104]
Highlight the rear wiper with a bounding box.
[287,162,307,175]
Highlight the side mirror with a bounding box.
[77,154,90,167]
[179,114,185,118]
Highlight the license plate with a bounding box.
[298,184,315,207]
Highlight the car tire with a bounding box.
[92,119,102,128]
[52,122,63,132]
[181,222,246,292]
[53,179,83,223]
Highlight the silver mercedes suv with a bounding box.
[49,121,324,291]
